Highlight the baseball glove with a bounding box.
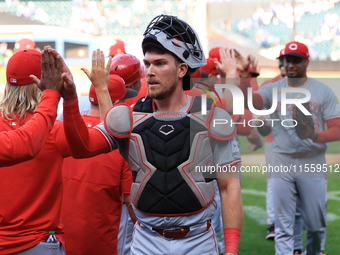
[292,102,315,139]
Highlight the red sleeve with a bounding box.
[315,118,340,143]
[52,120,71,158]
[63,96,111,158]
[239,77,264,110]
[121,160,133,194]
[0,90,60,166]
[232,109,252,136]
[250,77,259,92]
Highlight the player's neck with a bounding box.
[287,76,308,87]
[154,90,188,112]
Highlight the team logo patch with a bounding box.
[159,124,175,135]
[289,43,298,50]
[10,78,17,83]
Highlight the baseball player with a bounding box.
[62,14,243,255]
[61,75,137,255]
[0,50,62,166]
[0,47,75,255]
[240,41,340,255]
[258,48,327,255]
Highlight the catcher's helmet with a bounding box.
[142,14,206,74]
[109,54,144,85]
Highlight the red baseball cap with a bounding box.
[109,40,125,56]
[200,58,218,76]
[276,48,285,59]
[89,74,137,104]
[14,38,36,52]
[190,69,208,79]
[6,49,41,86]
[208,47,221,61]
[283,41,309,59]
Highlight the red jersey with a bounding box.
[0,90,60,166]
[0,92,69,254]
[61,115,132,255]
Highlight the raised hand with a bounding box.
[30,46,63,94]
[46,46,77,99]
[234,49,250,73]
[214,47,237,79]
[81,49,113,121]
[81,49,112,92]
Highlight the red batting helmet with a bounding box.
[109,54,144,85]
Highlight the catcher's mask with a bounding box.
[142,14,206,90]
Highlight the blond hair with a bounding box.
[0,83,41,124]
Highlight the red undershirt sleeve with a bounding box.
[0,90,60,166]
[315,118,340,143]
[63,96,110,158]
[232,109,253,136]
[121,160,133,194]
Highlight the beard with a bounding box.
[148,80,178,100]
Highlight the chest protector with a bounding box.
[129,96,225,216]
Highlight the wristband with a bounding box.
[250,72,260,78]
[224,228,241,255]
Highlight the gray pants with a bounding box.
[131,221,218,255]
[118,203,134,255]
[10,242,65,255]
[272,152,327,255]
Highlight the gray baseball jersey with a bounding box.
[257,77,340,153]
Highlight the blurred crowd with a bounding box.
[2,0,191,36]
[221,0,340,60]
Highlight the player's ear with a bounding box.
[178,63,188,79]
[305,58,310,68]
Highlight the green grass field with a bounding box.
[239,176,340,254]
[238,131,340,254]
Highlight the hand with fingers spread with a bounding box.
[214,47,237,79]
[81,49,112,92]
[81,49,113,120]
[30,47,64,94]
